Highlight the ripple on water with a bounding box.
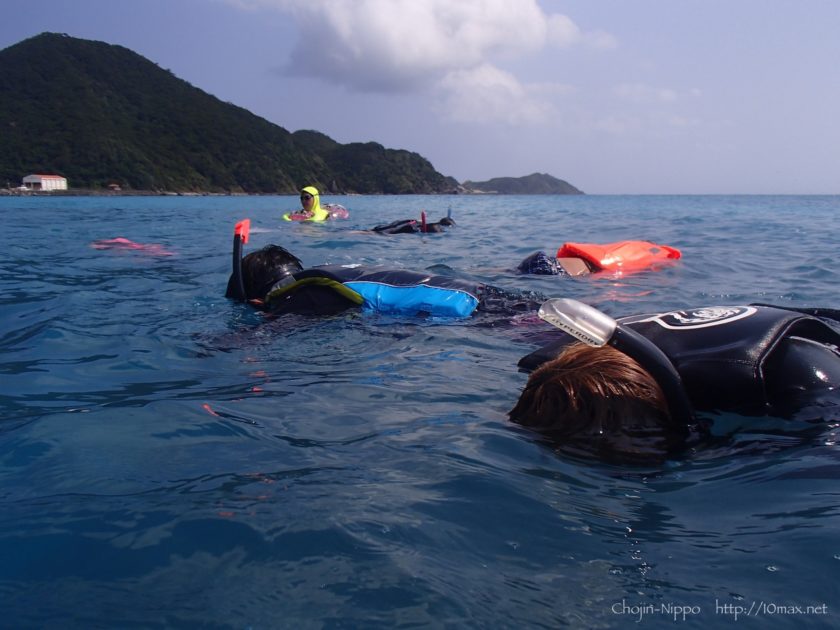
[2,194,840,627]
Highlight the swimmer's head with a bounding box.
[228,244,304,301]
[510,342,686,461]
[300,186,319,206]
[517,251,562,275]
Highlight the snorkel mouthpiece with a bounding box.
[538,298,616,346]
[539,298,694,427]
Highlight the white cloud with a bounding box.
[546,14,581,47]
[585,30,619,51]
[435,64,554,125]
[547,14,617,50]
[224,0,616,99]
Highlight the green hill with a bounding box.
[462,173,584,194]
[291,130,456,195]
[0,33,457,193]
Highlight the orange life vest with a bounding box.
[556,240,681,272]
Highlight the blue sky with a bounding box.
[2,0,838,194]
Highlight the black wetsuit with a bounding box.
[520,304,840,416]
[372,217,455,234]
[256,264,544,319]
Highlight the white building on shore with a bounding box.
[22,174,68,191]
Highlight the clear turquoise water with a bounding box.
[1,194,838,628]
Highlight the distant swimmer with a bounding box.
[90,237,174,256]
[372,211,455,234]
[517,240,682,277]
[372,216,455,234]
[282,186,348,222]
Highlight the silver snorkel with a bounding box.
[538,298,695,427]
[538,298,617,346]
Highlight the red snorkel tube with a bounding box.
[420,211,427,233]
[228,218,250,301]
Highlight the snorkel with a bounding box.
[538,298,695,427]
[228,218,250,302]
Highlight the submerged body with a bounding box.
[512,302,840,461]
[513,302,840,457]
[520,304,840,415]
[226,243,542,319]
[372,214,455,234]
[91,237,174,256]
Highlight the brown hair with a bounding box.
[509,342,671,442]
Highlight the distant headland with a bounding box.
[459,173,583,195]
[0,33,583,196]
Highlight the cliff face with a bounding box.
[0,33,457,193]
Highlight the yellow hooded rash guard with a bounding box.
[286,186,329,222]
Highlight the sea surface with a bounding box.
[1,194,838,628]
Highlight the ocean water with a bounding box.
[1,194,838,628]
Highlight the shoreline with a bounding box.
[1,189,294,197]
[0,188,473,197]
[0,188,593,197]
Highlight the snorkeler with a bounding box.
[517,240,682,276]
[225,221,540,319]
[510,298,840,457]
[517,251,591,276]
[372,211,455,234]
[283,186,349,222]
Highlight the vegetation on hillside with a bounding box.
[0,33,457,193]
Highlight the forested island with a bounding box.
[462,173,582,195]
[0,33,583,195]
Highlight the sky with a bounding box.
[2,0,839,194]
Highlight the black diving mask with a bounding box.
[259,263,304,297]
